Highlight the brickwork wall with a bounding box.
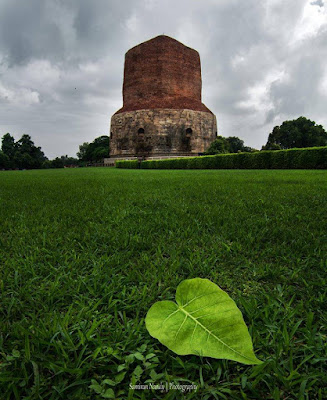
[115,35,211,114]
[110,109,217,157]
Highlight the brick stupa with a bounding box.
[109,35,217,159]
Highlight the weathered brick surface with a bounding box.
[115,35,211,114]
[110,109,217,157]
[110,35,217,158]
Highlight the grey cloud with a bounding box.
[0,0,64,65]
[266,27,327,122]
[0,0,136,66]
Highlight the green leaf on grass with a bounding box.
[145,278,262,365]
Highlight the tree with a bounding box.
[77,135,109,162]
[1,133,47,169]
[0,151,10,169]
[263,117,327,150]
[49,155,79,168]
[77,142,89,160]
[225,136,245,153]
[14,152,35,169]
[1,133,16,158]
[205,135,255,155]
[15,134,47,168]
[205,136,229,155]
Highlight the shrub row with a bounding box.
[115,160,139,169]
[115,147,327,169]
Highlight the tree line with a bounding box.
[0,134,47,170]
[0,134,109,170]
[205,135,256,155]
[205,117,327,155]
[1,116,326,169]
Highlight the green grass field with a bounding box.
[0,168,326,399]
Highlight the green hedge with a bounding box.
[115,147,327,169]
[115,160,139,169]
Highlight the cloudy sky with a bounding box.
[0,0,326,158]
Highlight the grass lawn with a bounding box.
[0,168,326,399]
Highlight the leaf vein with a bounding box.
[162,308,180,325]
[174,315,188,343]
[189,299,232,315]
[179,307,255,362]
[181,291,218,308]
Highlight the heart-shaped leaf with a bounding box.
[145,278,262,365]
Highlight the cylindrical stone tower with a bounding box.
[110,35,217,159]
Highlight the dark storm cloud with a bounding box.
[0,0,135,64]
[0,0,326,157]
[0,0,63,65]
